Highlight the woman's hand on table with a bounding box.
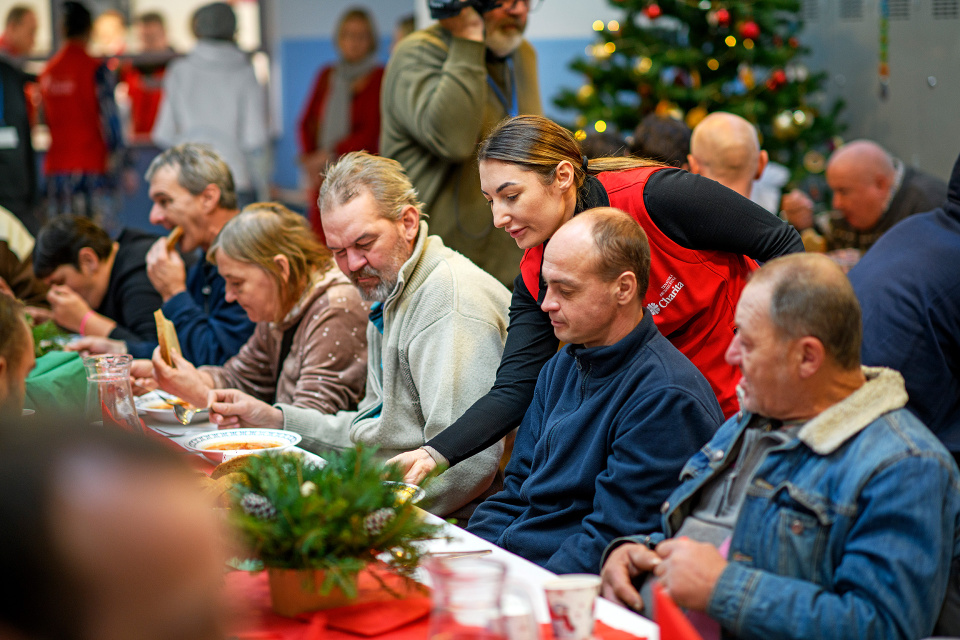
[600,542,661,612]
[387,448,438,485]
[150,347,211,408]
[208,388,283,430]
[65,336,128,356]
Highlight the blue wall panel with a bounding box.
[528,37,593,125]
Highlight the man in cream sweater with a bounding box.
[208,152,510,519]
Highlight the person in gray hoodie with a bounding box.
[151,2,269,205]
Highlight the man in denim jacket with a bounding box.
[601,252,960,640]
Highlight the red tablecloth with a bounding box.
[224,571,646,640]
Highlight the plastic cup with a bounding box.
[542,574,601,640]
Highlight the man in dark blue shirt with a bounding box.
[468,208,722,574]
[849,151,960,459]
[143,143,254,364]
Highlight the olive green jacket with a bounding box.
[380,24,541,287]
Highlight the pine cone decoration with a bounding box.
[241,493,277,520]
[364,508,395,535]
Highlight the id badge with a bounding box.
[0,126,19,149]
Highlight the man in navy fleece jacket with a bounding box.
[141,143,254,364]
[468,208,722,574]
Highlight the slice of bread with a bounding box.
[154,309,182,367]
[211,454,256,480]
[166,225,184,251]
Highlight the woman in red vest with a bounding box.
[297,8,383,243]
[391,114,805,483]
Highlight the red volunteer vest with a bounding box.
[122,63,165,136]
[520,167,755,417]
[39,42,108,175]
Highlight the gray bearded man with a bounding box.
[207,152,511,520]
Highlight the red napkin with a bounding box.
[225,571,431,640]
[652,583,704,640]
[324,597,432,636]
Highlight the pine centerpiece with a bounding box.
[228,447,443,615]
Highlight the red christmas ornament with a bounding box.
[766,68,787,91]
[788,37,800,48]
[715,8,730,26]
[645,3,662,19]
[739,20,760,40]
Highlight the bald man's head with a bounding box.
[826,140,896,230]
[828,140,895,178]
[541,208,650,348]
[688,112,768,197]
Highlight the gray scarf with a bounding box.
[319,54,378,152]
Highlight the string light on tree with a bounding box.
[644,3,662,19]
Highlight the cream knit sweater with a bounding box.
[278,223,510,517]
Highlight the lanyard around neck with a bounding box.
[486,56,518,118]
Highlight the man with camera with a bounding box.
[380,0,542,288]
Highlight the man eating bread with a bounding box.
[142,143,255,365]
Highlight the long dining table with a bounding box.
[144,416,660,640]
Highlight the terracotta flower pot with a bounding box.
[267,564,423,617]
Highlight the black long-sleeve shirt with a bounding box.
[99,228,164,348]
[427,168,804,466]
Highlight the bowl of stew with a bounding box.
[184,429,302,463]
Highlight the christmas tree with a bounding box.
[554,0,844,188]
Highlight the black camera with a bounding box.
[428,0,505,20]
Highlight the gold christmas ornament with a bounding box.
[803,150,826,173]
[686,105,709,128]
[772,109,800,140]
[738,63,755,89]
[635,56,654,74]
[655,99,683,120]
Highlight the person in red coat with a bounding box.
[121,12,175,140]
[39,1,124,222]
[298,8,383,241]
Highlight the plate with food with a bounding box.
[184,429,302,463]
[383,481,426,505]
[141,393,209,424]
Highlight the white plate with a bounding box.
[138,391,209,424]
[184,428,302,463]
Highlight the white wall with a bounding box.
[412,0,618,37]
